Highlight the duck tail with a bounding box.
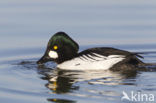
[133,52,156,67]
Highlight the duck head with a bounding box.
[37,32,79,64]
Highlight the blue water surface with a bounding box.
[0,0,156,103]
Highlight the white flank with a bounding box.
[48,50,58,59]
[57,54,125,70]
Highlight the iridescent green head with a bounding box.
[37,32,79,64]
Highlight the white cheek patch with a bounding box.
[48,50,58,59]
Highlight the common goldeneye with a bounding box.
[37,32,144,71]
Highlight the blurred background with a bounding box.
[1,0,156,50]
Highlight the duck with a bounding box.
[37,32,145,71]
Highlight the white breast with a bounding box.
[57,53,125,70]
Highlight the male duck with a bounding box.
[37,32,144,71]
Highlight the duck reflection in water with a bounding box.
[37,64,140,94]
[18,60,156,103]
[37,65,141,103]
[47,98,76,103]
[19,61,147,103]
[46,70,80,94]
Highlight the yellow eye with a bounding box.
[53,45,58,50]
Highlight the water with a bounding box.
[1,0,156,103]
